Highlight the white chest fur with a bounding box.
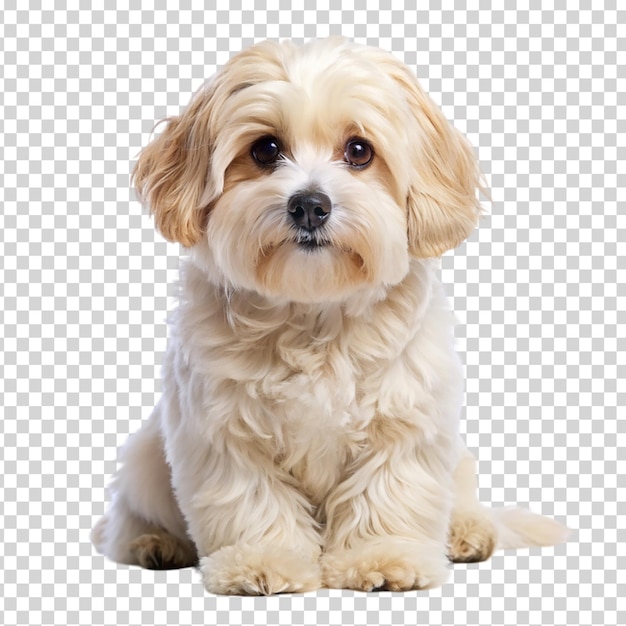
[165,258,463,507]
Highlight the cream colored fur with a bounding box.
[92,38,568,595]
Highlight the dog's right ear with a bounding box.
[132,91,215,248]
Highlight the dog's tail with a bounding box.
[490,507,571,550]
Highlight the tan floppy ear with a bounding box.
[393,64,484,257]
[132,92,214,247]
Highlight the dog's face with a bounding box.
[133,39,482,303]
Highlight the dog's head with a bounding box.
[133,38,482,303]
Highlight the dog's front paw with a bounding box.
[448,509,497,563]
[322,540,449,592]
[201,544,322,595]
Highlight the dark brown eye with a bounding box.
[344,138,373,168]
[251,136,281,165]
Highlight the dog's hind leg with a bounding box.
[447,447,498,563]
[448,445,570,562]
[91,404,197,569]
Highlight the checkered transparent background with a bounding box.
[1,1,623,625]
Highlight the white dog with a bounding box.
[92,38,568,595]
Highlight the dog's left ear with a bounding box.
[385,58,484,258]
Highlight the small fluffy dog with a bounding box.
[92,38,568,594]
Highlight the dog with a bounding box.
[91,38,568,595]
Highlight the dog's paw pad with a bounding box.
[448,511,497,563]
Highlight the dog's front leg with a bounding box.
[169,435,323,595]
[321,426,453,591]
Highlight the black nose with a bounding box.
[287,192,332,231]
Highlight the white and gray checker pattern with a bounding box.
[0,2,623,625]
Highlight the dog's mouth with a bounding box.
[294,230,332,251]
